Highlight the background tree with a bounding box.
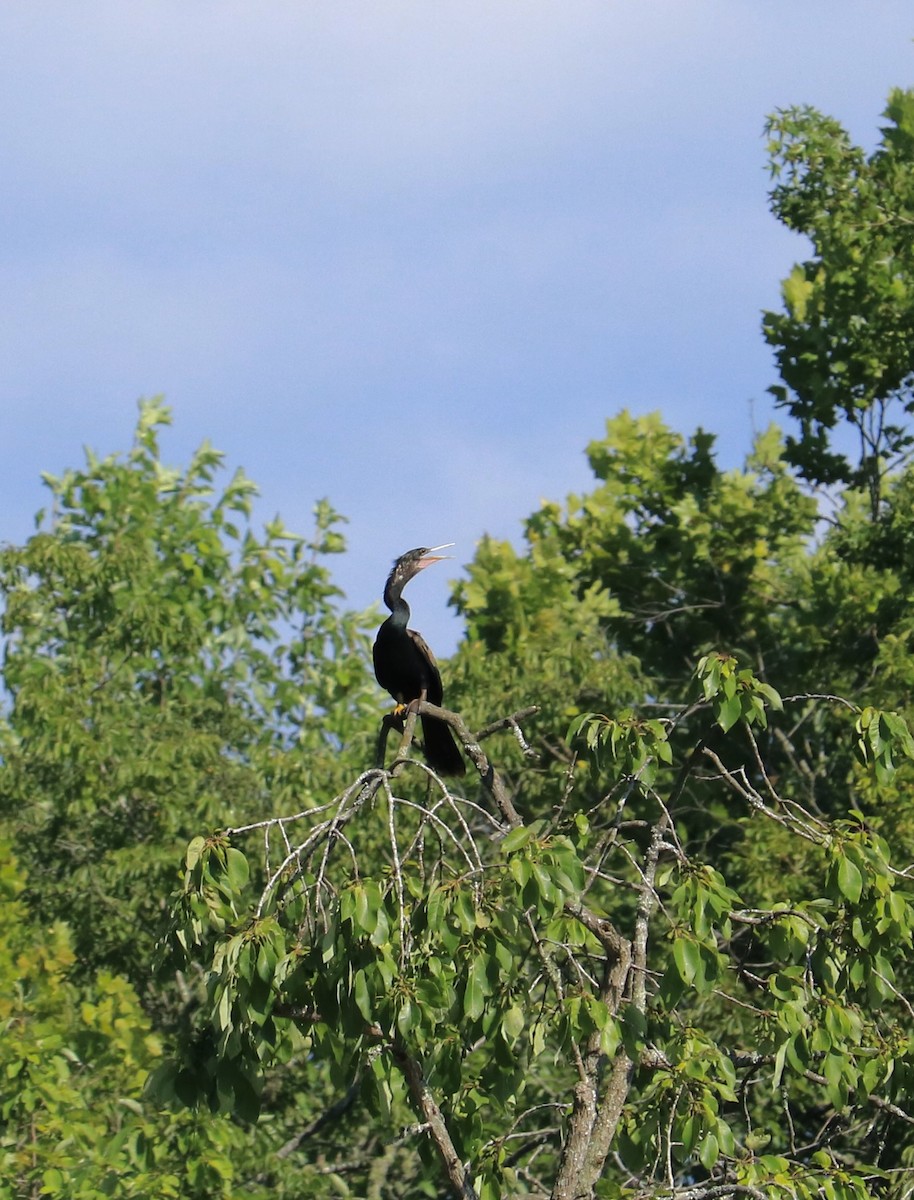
[0,400,379,1000]
[0,842,249,1200]
[763,88,914,517]
[0,401,387,1197]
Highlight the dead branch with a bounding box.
[388,1034,479,1200]
[414,699,526,828]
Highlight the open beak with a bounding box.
[417,542,455,569]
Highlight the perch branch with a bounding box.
[415,699,525,828]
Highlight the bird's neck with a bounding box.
[383,583,411,629]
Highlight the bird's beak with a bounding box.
[418,542,455,568]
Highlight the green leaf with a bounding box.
[672,936,702,985]
[355,883,380,935]
[620,1005,647,1058]
[353,969,372,1022]
[501,825,534,854]
[396,999,414,1035]
[185,836,207,870]
[464,956,487,1021]
[225,847,249,891]
[715,694,742,732]
[699,1130,719,1170]
[502,1004,525,1043]
[837,855,863,904]
[425,886,448,933]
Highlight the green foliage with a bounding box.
[454,413,816,692]
[0,399,378,993]
[696,652,783,732]
[567,709,672,786]
[162,791,593,1144]
[0,402,385,1198]
[854,705,914,783]
[166,651,914,1200]
[0,845,244,1199]
[8,78,914,1200]
[764,89,914,512]
[448,413,817,841]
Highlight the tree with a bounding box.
[161,669,914,1199]
[0,842,249,1200]
[0,401,387,1196]
[0,399,379,1000]
[158,422,914,1200]
[763,88,914,518]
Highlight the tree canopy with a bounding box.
[763,88,914,516]
[4,86,914,1200]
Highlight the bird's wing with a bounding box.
[407,628,444,705]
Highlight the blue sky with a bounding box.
[2,3,913,654]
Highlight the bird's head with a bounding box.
[386,544,454,595]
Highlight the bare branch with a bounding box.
[476,705,541,749]
[780,692,861,712]
[388,1035,479,1200]
[654,1186,769,1200]
[382,775,408,968]
[701,746,826,845]
[416,699,525,828]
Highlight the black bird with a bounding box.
[373,545,466,777]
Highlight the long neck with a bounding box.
[383,576,411,629]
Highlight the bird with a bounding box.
[373,545,466,777]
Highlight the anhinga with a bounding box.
[373,545,466,777]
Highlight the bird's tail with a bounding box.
[421,714,466,777]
